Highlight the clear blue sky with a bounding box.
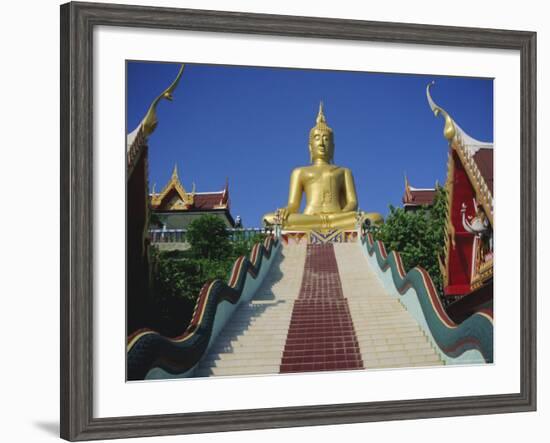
[127,61,493,227]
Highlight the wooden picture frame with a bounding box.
[60,1,536,440]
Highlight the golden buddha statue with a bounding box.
[263,103,383,231]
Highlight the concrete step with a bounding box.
[195,365,281,377]
[211,340,283,348]
[195,245,306,377]
[208,344,288,354]
[196,242,445,378]
[226,323,291,330]
[198,359,281,369]
[333,243,444,368]
[200,350,284,362]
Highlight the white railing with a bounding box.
[149,227,270,243]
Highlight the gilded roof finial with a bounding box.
[426,81,456,142]
[404,172,412,201]
[172,163,179,180]
[141,64,185,137]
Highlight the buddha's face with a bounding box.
[309,129,334,163]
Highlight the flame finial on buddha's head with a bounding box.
[309,101,333,144]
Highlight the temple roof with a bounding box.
[127,65,185,177]
[472,148,493,195]
[150,164,230,212]
[127,65,185,148]
[426,81,494,225]
[425,82,494,297]
[426,81,493,154]
[403,188,436,206]
[193,192,228,210]
[403,175,436,207]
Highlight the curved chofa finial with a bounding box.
[127,64,185,150]
[428,80,494,228]
[426,81,456,142]
[142,64,185,137]
[426,81,493,156]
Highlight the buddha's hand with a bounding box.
[276,207,290,224]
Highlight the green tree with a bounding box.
[186,214,232,260]
[142,216,266,336]
[374,186,447,297]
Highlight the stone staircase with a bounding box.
[194,241,443,378]
[193,244,307,377]
[333,243,443,369]
[279,244,363,373]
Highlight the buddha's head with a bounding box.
[309,102,334,163]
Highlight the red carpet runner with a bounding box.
[280,244,364,373]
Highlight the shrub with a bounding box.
[141,216,266,336]
[186,214,231,260]
[374,186,447,297]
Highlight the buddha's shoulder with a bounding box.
[292,165,350,175]
[290,165,310,175]
[330,165,352,174]
[292,165,322,175]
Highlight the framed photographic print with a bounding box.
[60,1,536,441]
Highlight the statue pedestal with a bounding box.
[280,229,359,245]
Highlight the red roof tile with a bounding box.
[403,189,436,206]
[193,192,225,210]
[473,148,493,195]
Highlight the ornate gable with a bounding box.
[150,166,231,213]
[427,82,493,297]
[151,164,195,211]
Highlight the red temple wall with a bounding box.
[445,150,477,296]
